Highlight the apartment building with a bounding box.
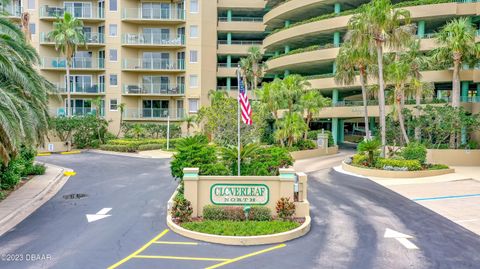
[262,0,480,144]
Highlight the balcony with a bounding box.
[217,63,237,77]
[217,17,265,33]
[122,84,185,96]
[52,107,104,117]
[122,8,185,24]
[40,32,105,46]
[123,108,185,120]
[54,83,105,94]
[1,4,22,18]
[41,57,105,71]
[122,34,185,48]
[217,40,263,55]
[122,59,185,72]
[40,6,105,21]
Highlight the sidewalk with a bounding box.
[88,149,173,159]
[0,163,72,236]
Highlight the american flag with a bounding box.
[238,74,252,125]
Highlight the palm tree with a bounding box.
[406,79,434,141]
[280,75,310,114]
[274,112,307,147]
[0,17,53,164]
[257,79,284,120]
[247,46,266,92]
[48,12,85,117]
[239,57,253,89]
[335,41,376,140]
[299,91,330,139]
[116,103,126,138]
[346,0,414,156]
[184,115,197,136]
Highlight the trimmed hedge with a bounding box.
[99,144,137,152]
[137,143,165,151]
[203,205,272,221]
[100,138,180,152]
[375,158,422,171]
[181,220,300,236]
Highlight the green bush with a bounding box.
[307,130,335,147]
[99,144,137,152]
[375,158,422,171]
[203,205,272,221]
[0,147,42,191]
[181,220,300,236]
[27,164,46,176]
[241,146,293,176]
[292,139,317,151]
[352,154,368,166]
[401,142,427,164]
[171,197,193,222]
[276,197,296,220]
[249,206,272,221]
[357,139,381,166]
[203,205,227,221]
[122,122,182,139]
[137,143,165,151]
[429,164,450,170]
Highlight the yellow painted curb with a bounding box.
[37,153,52,156]
[64,171,76,176]
[60,150,82,155]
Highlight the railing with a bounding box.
[1,4,22,17]
[332,98,449,107]
[122,84,185,95]
[41,32,105,44]
[122,59,185,70]
[122,7,185,20]
[218,17,263,22]
[55,83,105,94]
[217,40,263,45]
[40,6,105,19]
[122,34,185,46]
[42,57,105,69]
[440,96,480,103]
[53,107,104,117]
[419,33,439,39]
[123,108,185,120]
[217,86,239,91]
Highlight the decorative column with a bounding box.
[284,20,290,27]
[284,45,290,54]
[226,55,231,68]
[339,119,345,144]
[417,20,425,38]
[279,168,296,205]
[477,83,480,100]
[461,81,469,103]
[332,118,338,145]
[369,118,376,136]
[284,69,290,77]
[183,168,199,217]
[227,9,232,22]
[226,77,231,91]
[227,32,232,45]
[333,32,341,47]
[274,51,279,57]
[334,3,341,14]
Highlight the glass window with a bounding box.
[190,0,198,13]
[29,23,35,35]
[189,74,198,88]
[189,25,198,38]
[189,50,198,63]
[110,99,118,111]
[188,99,199,113]
[109,0,117,11]
[109,49,117,61]
[109,74,118,86]
[109,24,117,36]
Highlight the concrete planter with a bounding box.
[290,146,338,160]
[427,149,480,166]
[342,162,454,178]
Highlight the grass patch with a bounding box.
[180,220,300,236]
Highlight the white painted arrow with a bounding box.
[86,208,112,223]
[384,228,418,250]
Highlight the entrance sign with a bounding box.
[210,184,269,205]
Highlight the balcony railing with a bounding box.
[218,17,263,22]
[122,59,185,71]
[123,108,185,120]
[1,4,22,17]
[217,86,239,91]
[55,83,105,94]
[40,32,105,44]
[332,98,450,107]
[217,40,263,45]
[122,7,185,20]
[42,57,105,69]
[122,33,185,46]
[53,107,104,117]
[122,84,185,95]
[40,6,105,19]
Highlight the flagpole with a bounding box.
[237,64,241,176]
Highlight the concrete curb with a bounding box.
[342,162,455,178]
[0,163,72,237]
[166,186,311,246]
[86,149,153,158]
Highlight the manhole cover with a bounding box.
[62,193,88,200]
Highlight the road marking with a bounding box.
[60,150,82,155]
[413,193,480,201]
[107,229,169,269]
[206,244,286,269]
[384,228,418,250]
[153,241,199,245]
[86,208,112,223]
[37,153,51,156]
[133,255,228,261]
[63,171,76,176]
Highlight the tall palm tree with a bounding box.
[280,74,310,114]
[239,57,253,89]
[0,17,53,164]
[116,102,126,138]
[346,0,414,156]
[274,112,307,147]
[335,41,376,140]
[48,12,85,117]
[299,91,330,139]
[184,115,197,136]
[247,46,266,92]
[257,79,284,120]
[406,78,434,141]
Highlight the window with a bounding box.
[109,0,117,11]
[28,0,35,9]
[189,99,199,113]
[190,0,198,13]
[109,24,117,37]
[110,99,118,111]
[109,74,118,86]
[189,75,198,88]
[189,25,198,38]
[109,49,117,61]
[189,50,198,63]
[29,23,36,35]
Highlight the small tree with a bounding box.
[299,91,330,139]
[357,139,381,166]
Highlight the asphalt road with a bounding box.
[0,152,479,269]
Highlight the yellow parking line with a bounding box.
[153,241,199,245]
[60,150,82,155]
[107,229,169,269]
[134,255,228,261]
[205,244,286,269]
[63,171,76,176]
[37,153,51,156]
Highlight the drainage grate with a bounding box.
[62,193,88,200]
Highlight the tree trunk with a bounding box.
[450,58,461,148]
[414,87,421,141]
[66,60,71,117]
[376,43,387,157]
[359,70,370,140]
[304,114,311,140]
[396,88,410,145]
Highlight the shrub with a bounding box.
[276,197,295,220]
[292,139,317,151]
[429,164,450,170]
[249,206,272,221]
[223,206,246,221]
[99,144,137,152]
[351,154,368,166]
[203,205,227,221]
[0,147,41,190]
[375,158,422,171]
[171,197,193,222]
[401,142,427,164]
[137,143,164,151]
[180,220,300,236]
[26,164,46,176]
[357,139,381,166]
[242,146,293,176]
